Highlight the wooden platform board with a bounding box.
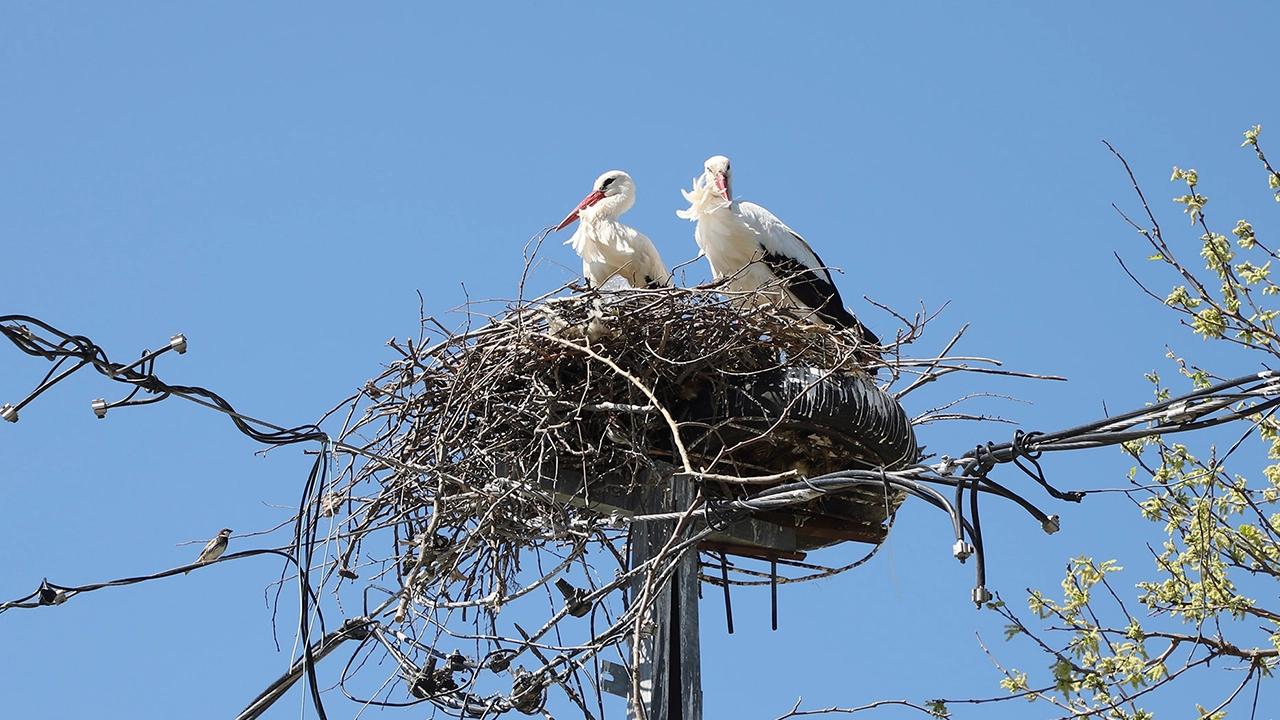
[516,461,898,559]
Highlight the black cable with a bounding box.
[296,450,331,720]
[968,467,986,597]
[741,473,968,543]
[1,315,326,446]
[719,551,734,634]
[1010,430,1084,502]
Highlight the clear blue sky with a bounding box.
[3,3,1278,717]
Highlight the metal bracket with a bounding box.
[599,660,631,699]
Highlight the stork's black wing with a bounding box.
[758,246,881,348]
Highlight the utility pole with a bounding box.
[627,473,702,720]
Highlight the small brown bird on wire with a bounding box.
[186,528,232,574]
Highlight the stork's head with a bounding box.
[554,170,636,231]
[702,155,732,202]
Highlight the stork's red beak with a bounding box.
[714,173,730,202]
[555,190,607,231]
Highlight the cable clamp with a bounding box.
[937,455,957,475]
[486,650,514,673]
[1041,514,1061,534]
[554,578,592,617]
[0,403,17,423]
[169,333,188,354]
[38,579,67,605]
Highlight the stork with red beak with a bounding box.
[677,155,880,349]
[554,170,670,289]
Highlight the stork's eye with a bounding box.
[600,177,616,190]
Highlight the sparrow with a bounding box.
[186,528,232,573]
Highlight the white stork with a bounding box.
[554,170,670,289]
[677,155,880,348]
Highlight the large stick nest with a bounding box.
[349,283,915,540]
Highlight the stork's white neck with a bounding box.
[567,211,629,257]
[676,174,732,221]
